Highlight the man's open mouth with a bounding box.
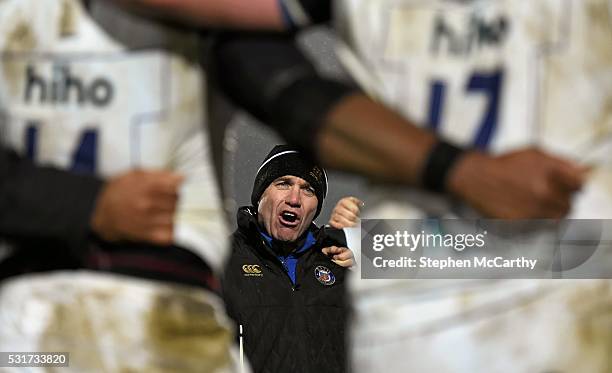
[279,211,300,227]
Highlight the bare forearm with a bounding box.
[317,94,436,186]
[112,0,285,29]
[318,94,588,219]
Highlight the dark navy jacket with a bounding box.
[222,206,348,373]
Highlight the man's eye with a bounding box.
[303,188,315,196]
[276,181,290,188]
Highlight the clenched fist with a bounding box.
[329,196,363,229]
[448,148,588,219]
[90,170,184,245]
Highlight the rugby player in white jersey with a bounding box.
[335,1,612,372]
[129,0,612,371]
[282,1,611,371]
[0,1,240,371]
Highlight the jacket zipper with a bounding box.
[260,238,297,291]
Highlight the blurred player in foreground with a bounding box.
[0,1,236,371]
[333,1,612,372]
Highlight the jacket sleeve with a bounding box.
[211,31,358,158]
[0,147,103,252]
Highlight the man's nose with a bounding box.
[286,186,302,206]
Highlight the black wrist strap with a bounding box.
[422,141,465,193]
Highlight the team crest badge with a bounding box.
[314,266,335,286]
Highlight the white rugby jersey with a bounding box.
[0,0,228,271]
[336,3,612,372]
[336,0,612,219]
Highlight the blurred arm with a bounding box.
[110,0,333,29]
[215,32,588,219]
[111,0,285,29]
[0,146,187,251]
[0,147,102,248]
